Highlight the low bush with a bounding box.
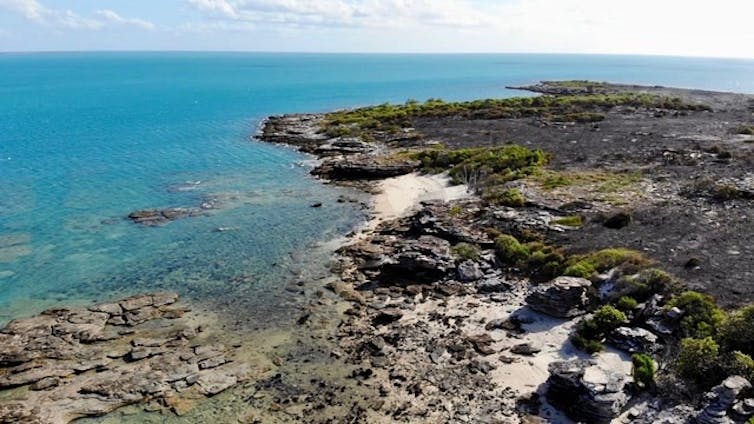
[720,351,754,382]
[616,296,638,311]
[675,337,720,385]
[552,215,583,227]
[483,187,526,207]
[632,353,656,389]
[667,291,726,339]
[564,248,651,279]
[572,305,627,353]
[737,126,754,135]
[452,243,481,262]
[612,268,675,302]
[719,305,754,356]
[494,235,530,266]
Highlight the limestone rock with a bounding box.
[382,236,455,281]
[546,359,630,424]
[457,260,483,282]
[696,376,752,424]
[526,276,592,318]
[607,326,660,354]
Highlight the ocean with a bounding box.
[1,52,753,324]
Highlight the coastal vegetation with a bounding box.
[551,215,583,227]
[531,169,643,193]
[572,305,628,353]
[319,92,712,138]
[452,242,482,262]
[563,248,651,279]
[737,126,754,135]
[632,353,656,389]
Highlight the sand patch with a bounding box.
[372,172,469,222]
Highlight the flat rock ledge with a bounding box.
[0,293,251,423]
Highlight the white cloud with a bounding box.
[95,9,156,30]
[185,0,491,28]
[0,0,46,21]
[0,0,155,31]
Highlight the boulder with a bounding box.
[607,327,661,354]
[382,236,455,282]
[696,376,752,424]
[546,359,630,424]
[457,261,483,282]
[526,276,592,318]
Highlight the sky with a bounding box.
[0,0,753,58]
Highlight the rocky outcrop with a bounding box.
[695,376,752,424]
[312,137,377,156]
[408,204,492,246]
[546,359,630,424]
[526,276,592,318]
[381,235,455,282]
[0,293,250,423]
[256,114,328,153]
[128,203,216,226]
[607,326,661,354]
[457,260,483,282]
[312,155,417,180]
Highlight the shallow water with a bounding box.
[1,52,753,324]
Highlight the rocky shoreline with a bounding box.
[253,81,754,422]
[3,81,754,423]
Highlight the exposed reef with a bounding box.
[0,293,253,423]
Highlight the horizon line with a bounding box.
[1,49,753,61]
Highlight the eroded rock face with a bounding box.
[312,156,417,180]
[257,114,328,152]
[526,276,592,318]
[546,359,630,424]
[607,326,661,354]
[696,376,752,424]
[0,293,250,424]
[382,235,455,282]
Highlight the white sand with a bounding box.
[372,172,470,223]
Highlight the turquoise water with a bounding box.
[1,52,753,323]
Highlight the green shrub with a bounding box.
[572,306,627,353]
[494,235,530,265]
[564,248,651,279]
[552,215,583,227]
[572,334,604,353]
[616,296,638,311]
[737,126,754,135]
[675,337,720,384]
[411,145,549,186]
[484,187,526,207]
[632,353,656,389]
[321,93,710,136]
[452,243,481,262]
[667,291,726,338]
[719,305,754,356]
[449,204,464,217]
[591,305,628,333]
[612,268,675,302]
[525,244,567,279]
[720,351,754,382]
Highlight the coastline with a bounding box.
[3,80,754,423]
